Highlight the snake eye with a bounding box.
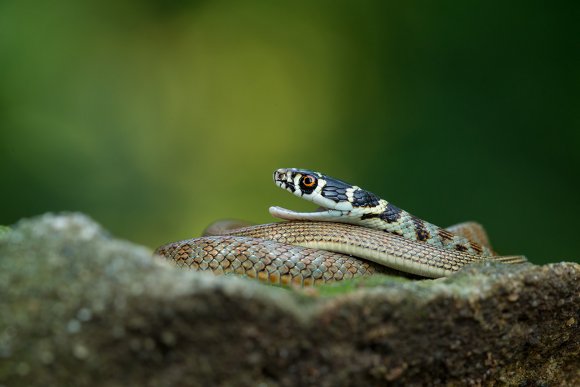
[300,174,317,189]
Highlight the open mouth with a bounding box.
[269,204,347,221]
[272,168,350,221]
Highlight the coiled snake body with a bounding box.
[155,168,526,285]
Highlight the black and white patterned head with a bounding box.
[271,168,382,222]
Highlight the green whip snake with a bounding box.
[155,168,527,285]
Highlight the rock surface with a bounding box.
[0,213,578,386]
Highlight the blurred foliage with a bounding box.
[0,0,578,264]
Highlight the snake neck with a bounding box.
[352,199,493,256]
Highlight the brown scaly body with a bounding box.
[156,221,526,285]
[155,233,392,287]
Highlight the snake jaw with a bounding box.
[273,168,359,222]
[269,206,348,221]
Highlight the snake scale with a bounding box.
[155,168,527,285]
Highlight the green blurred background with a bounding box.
[1,1,578,264]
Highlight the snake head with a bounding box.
[271,168,380,222]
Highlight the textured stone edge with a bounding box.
[0,213,578,386]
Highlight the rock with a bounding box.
[0,213,578,386]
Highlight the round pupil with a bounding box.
[303,176,314,186]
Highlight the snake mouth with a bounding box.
[269,205,348,222]
[272,168,354,221]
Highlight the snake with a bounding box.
[155,168,527,286]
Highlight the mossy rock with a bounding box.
[0,213,578,386]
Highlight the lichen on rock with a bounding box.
[0,213,578,386]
